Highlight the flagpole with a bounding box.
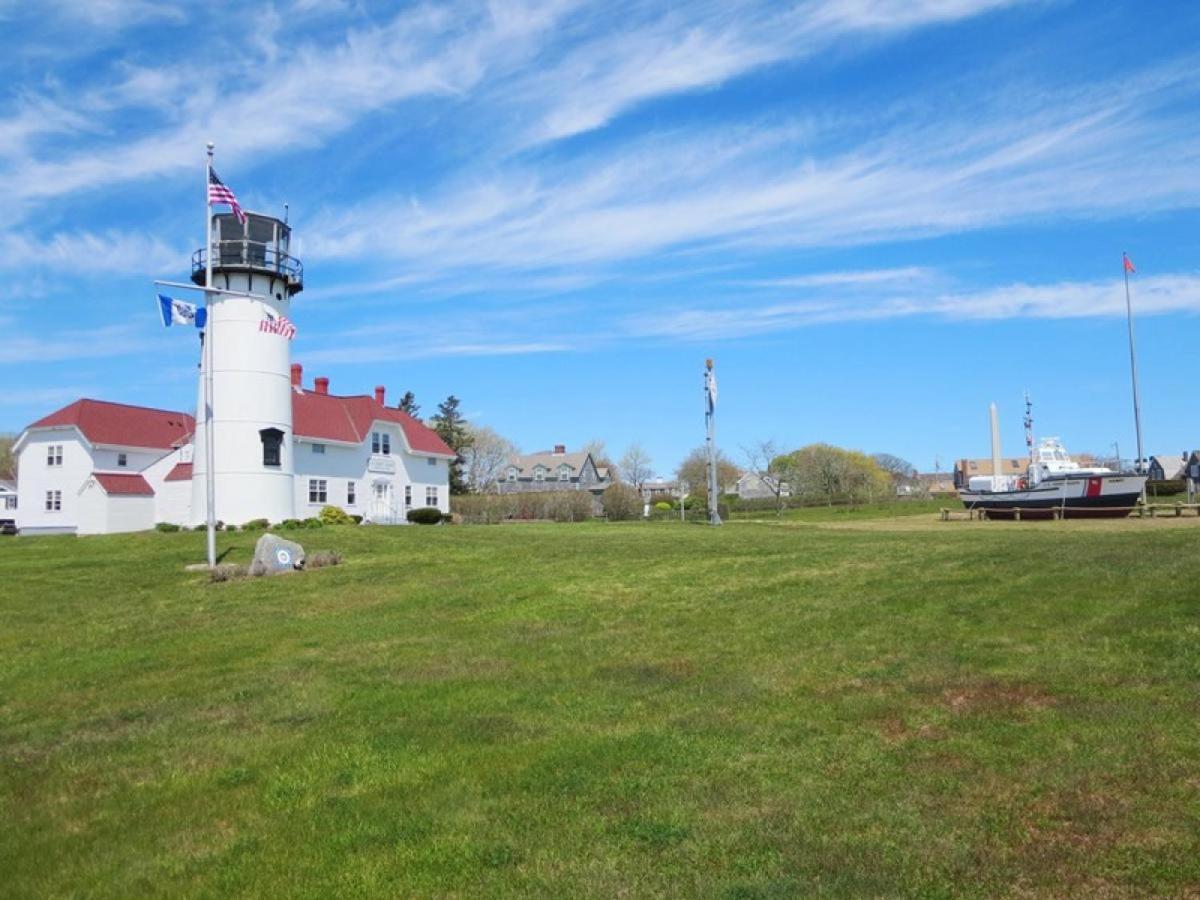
[704,358,722,526]
[204,142,217,568]
[1122,252,1145,480]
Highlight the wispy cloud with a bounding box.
[0,229,186,275]
[621,273,1200,340]
[0,325,154,364]
[299,340,572,366]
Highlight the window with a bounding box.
[5,496,18,510]
[533,466,545,482]
[558,465,571,481]
[372,432,391,455]
[45,490,61,512]
[312,443,326,455]
[346,481,356,505]
[117,453,127,467]
[382,434,390,455]
[507,467,518,481]
[426,486,438,507]
[47,444,63,467]
[260,428,284,467]
[308,479,327,504]
[427,457,437,466]
[404,485,412,508]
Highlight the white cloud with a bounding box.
[299,340,571,365]
[0,229,186,275]
[621,273,1200,340]
[0,325,154,364]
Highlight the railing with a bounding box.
[191,243,303,283]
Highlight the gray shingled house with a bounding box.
[498,445,610,497]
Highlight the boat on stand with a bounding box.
[957,398,1146,519]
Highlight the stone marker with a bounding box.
[250,532,306,576]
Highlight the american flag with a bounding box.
[260,310,296,340]
[208,168,246,224]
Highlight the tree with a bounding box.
[397,391,420,419]
[742,439,790,516]
[0,434,15,481]
[675,447,740,503]
[429,395,472,495]
[781,444,890,506]
[618,443,653,491]
[461,424,518,494]
[872,453,916,483]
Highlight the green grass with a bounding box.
[1,516,1198,898]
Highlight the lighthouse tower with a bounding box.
[189,210,304,526]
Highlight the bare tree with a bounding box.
[742,439,790,516]
[582,438,617,481]
[461,424,519,494]
[619,443,654,492]
[872,453,917,496]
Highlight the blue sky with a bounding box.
[2,0,1198,476]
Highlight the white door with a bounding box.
[371,482,392,522]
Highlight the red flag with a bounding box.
[1123,254,1135,273]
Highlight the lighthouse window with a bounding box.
[308,479,327,504]
[260,428,284,467]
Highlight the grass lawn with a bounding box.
[1,516,1198,897]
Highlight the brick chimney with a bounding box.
[315,376,329,395]
[290,363,303,388]
[374,385,386,405]
[553,444,566,455]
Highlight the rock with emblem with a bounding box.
[250,532,305,576]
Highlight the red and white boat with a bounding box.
[959,437,1145,519]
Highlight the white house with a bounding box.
[735,471,789,500]
[12,366,453,535]
[1,478,19,527]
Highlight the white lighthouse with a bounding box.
[189,209,304,526]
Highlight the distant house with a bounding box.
[641,479,678,500]
[0,478,16,525]
[1183,451,1200,493]
[735,472,789,500]
[1148,453,1186,482]
[953,457,1026,489]
[498,445,610,496]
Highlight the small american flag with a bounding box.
[260,310,296,340]
[208,168,246,224]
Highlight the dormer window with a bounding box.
[507,467,518,481]
[372,432,390,455]
[533,466,545,482]
[117,453,127,467]
[260,428,284,467]
[558,464,571,481]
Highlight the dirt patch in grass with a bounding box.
[942,680,1057,716]
[878,715,947,744]
[597,657,698,685]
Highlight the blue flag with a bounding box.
[158,294,207,329]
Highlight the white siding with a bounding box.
[15,429,92,534]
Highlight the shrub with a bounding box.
[407,507,443,525]
[155,522,181,533]
[302,517,324,528]
[654,501,672,511]
[214,520,226,531]
[242,518,270,531]
[192,524,207,532]
[318,505,354,526]
[349,515,364,525]
[308,550,344,569]
[602,483,642,521]
[225,524,238,533]
[279,518,303,530]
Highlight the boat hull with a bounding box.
[958,475,1145,519]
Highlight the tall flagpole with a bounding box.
[204,143,217,568]
[1122,252,1145,478]
[704,358,722,526]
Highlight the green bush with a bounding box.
[318,505,355,526]
[155,522,181,533]
[279,518,303,530]
[349,514,364,525]
[407,507,444,525]
[242,518,270,531]
[654,501,672,511]
[225,524,237,533]
[192,524,207,532]
[302,517,324,528]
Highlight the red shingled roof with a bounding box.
[28,399,193,450]
[292,390,454,456]
[93,473,155,496]
[164,463,193,482]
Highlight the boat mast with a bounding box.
[1023,392,1034,464]
[1122,253,1145,475]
